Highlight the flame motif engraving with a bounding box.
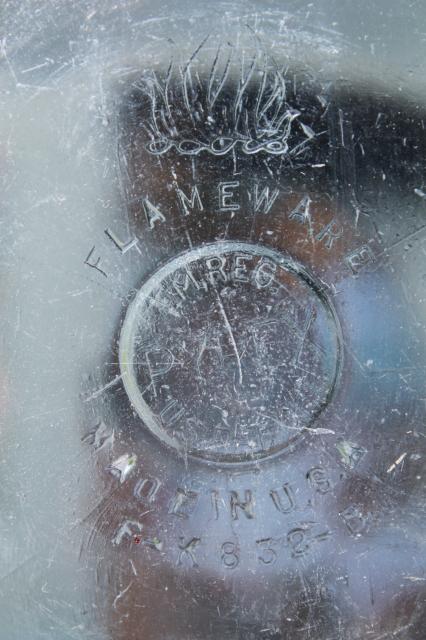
[126,37,327,158]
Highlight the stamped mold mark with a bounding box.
[119,241,343,464]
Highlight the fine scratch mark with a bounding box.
[375,224,426,260]
[387,452,407,474]
[404,576,426,582]
[113,580,133,610]
[215,291,243,385]
[304,426,335,435]
[254,411,335,435]
[21,60,52,74]
[295,304,314,363]
[369,574,375,607]
[0,37,18,85]
[338,108,345,146]
[185,229,193,249]
[84,372,125,402]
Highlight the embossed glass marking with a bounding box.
[120,241,342,463]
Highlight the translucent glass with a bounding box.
[0,1,425,638]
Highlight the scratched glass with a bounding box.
[0,1,426,639]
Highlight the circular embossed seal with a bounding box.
[120,242,342,463]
